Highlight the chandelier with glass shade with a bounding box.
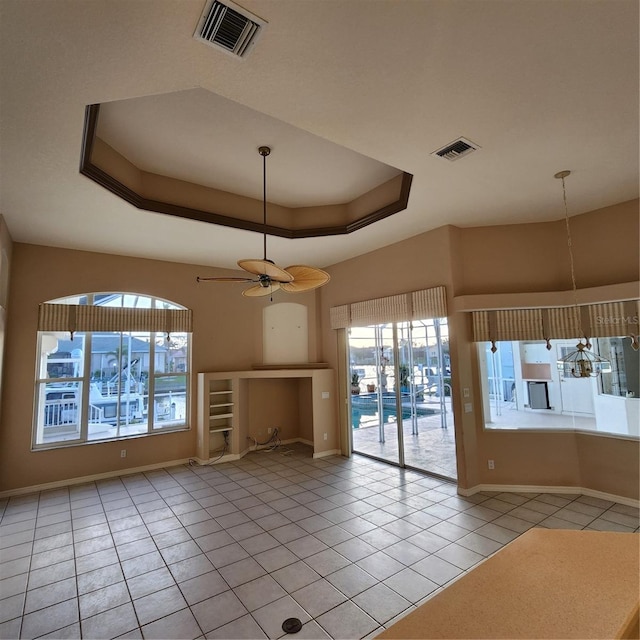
[554,170,611,378]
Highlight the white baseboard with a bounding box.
[0,440,341,498]
[458,483,639,508]
[190,452,242,466]
[241,437,307,454]
[0,458,192,499]
[313,449,341,459]
[199,440,338,462]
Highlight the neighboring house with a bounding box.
[52,336,167,380]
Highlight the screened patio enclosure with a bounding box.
[348,318,457,480]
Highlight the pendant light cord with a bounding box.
[559,173,583,339]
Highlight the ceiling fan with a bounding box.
[197,146,330,298]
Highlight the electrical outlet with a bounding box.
[324,433,328,440]
[488,459,495,470]
[267,427,272,434]
[120,449,126,458]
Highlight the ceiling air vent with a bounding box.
[431,137,480,162]
[194,0,266,58]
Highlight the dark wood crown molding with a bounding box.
[80,104,412,239]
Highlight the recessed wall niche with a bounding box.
[263,302,308,364]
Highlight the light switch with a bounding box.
[322,391,330,399]
[464,402,473,413]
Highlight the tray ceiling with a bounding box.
[0,0,637,270]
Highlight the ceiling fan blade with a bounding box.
[280,265,331,292]
[196,276,255,283]
[238,259,294,282]
[242,282,281,297]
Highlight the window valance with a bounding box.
[38,304,193,337]
[329,286,448,329]
[472,300,639,344]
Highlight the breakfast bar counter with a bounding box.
[377,528,639,639]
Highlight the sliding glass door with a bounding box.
[349,324,400,465]
[349,317,457,479]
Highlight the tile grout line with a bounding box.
[1,448,638,639]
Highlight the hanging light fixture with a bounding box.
[197,146,330,298]
[555,170,611,378]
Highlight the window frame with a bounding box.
[479,335,639,440]
[32,292,191,451]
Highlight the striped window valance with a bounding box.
[329,286,448,329]
[472,308,546,343]
[588,300,640,338]
[351,294,409,327]
[412,287,448,321]
[38,304,193,337]
[472,300,639,344]
[329,305,350,330]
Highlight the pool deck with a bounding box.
[352,397,457,480]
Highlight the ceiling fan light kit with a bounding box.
[197,146,330,298]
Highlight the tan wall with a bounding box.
[0,216,12,303]
[0,243,320,492]
[1,199,638,499]
[567,199,640,289]
[320,199,640,500]
[452,199,639,296]
[298,378,314,443]
[576,434,640,498]
[453,219,569,295]
[0,215,13,423]
[247,378,301,444]
[478,431,582,486]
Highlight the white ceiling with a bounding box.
[0,0,638,271]
[97,89,403,208]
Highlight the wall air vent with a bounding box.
[194,0,266,58]
[431,137,480,162]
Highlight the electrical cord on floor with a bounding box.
[244,427,300,456]
[253,428,292,456]
[189,430,229,466]
[268,428,281,451]
[247,427,280,451]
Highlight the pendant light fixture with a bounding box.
[555,170,611,378]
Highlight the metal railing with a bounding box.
[44,399,107,427]
[43,391,187,429]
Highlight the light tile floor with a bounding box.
[1,444,638,640]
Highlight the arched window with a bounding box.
[33,293,192,448]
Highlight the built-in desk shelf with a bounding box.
[196,368,337,464]
[197,376,235,458]
[210,413,233,421]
